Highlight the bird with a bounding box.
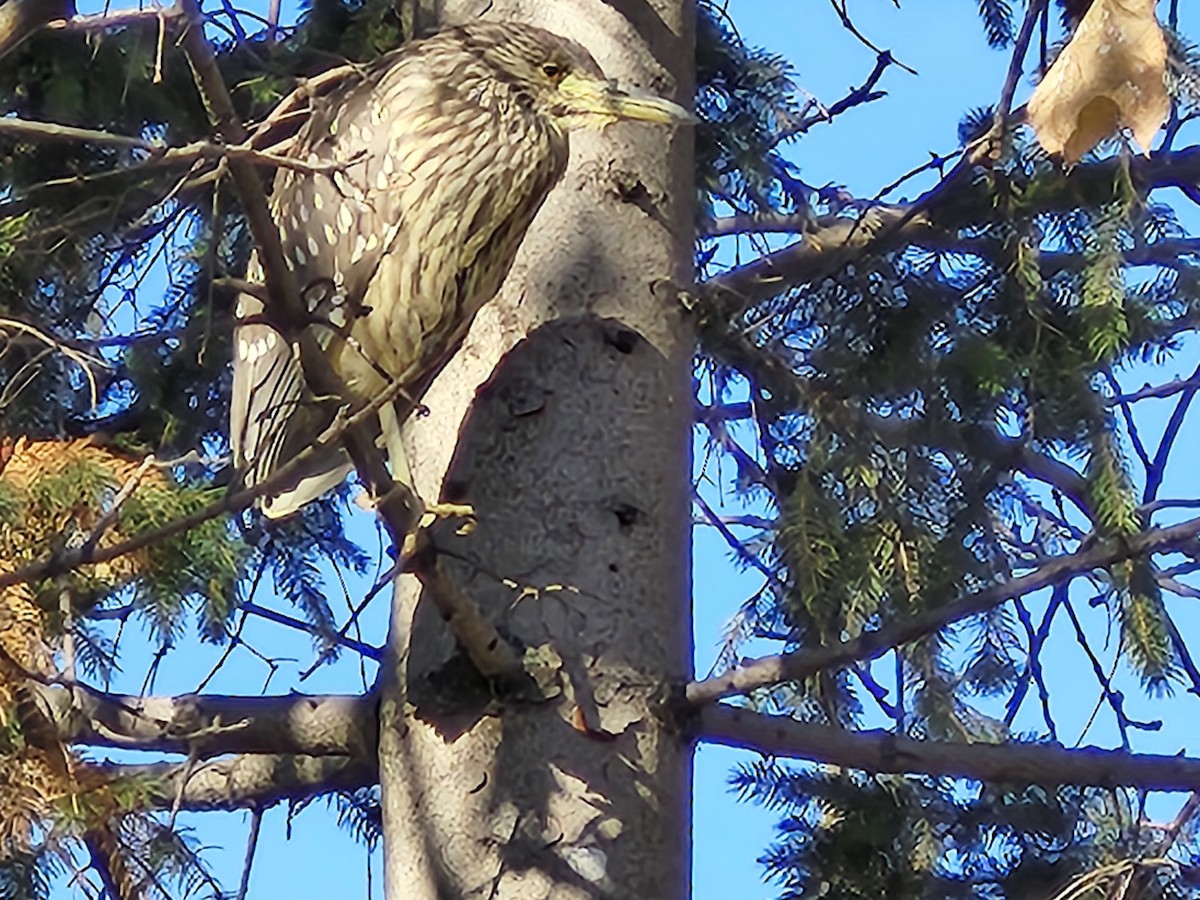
[230,21,691,519]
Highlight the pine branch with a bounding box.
[700,202,939,314]
[0,115,352,176]
[103,754,375,812]
[701,212,813,238]
[872,416,1092,517]
[0,375,414,592]
[700,148,1200,315]
[685,513,1200,705]
[38,685,376,758]
[701,401,1091,515]
[699,705,1200,791]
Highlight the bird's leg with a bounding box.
[376,401,474,535]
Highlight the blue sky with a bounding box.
[50,1,1200,898]
[694,6,1011,897]
[695,8,1200,900]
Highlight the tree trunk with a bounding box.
[376,2,695,898]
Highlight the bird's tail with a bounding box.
[230,288,352,518]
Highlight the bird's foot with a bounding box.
[419,502,475,539]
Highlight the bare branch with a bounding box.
[827,0,916,75]
[0,116,351,177]
[45,4,180,33]
[701,212,813,238]
[236,808,264,900]
[789,49,893,135]
[699,705,1200,791]
[986,0,1049,154]
[105,754,375,812]
[43,685,376,758]
[0,316,107,407]
[685,513,1200,705]
[1114,370,1200,405]
[700,149,1200,316]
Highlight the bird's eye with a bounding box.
[542,62,565,80]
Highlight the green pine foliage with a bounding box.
[0,855,50,900]
[121,482,246,643]
[2,0,1200,896]
[0,6,406,884]
[697,1,1200,896]
[331,787,383,850]
[0,446,244,655]
[730,759,1145,899]
[977,0,1016,49]
[0,1,387,634]
[695,5,809,220]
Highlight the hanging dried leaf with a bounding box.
[1027,0,1168,162]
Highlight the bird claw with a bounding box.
[419,502,476,535]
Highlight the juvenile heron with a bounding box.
[231,22,690,518]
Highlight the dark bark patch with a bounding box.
[613,502,642,528]
[604,325,640,354]
[441,477,471,503]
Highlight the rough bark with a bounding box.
[376,2,694,899]
[110,754,374,811]
[41,685,376,759]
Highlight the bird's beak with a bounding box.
[559,72,695,125]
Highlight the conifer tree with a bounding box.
[2,2,1200,899]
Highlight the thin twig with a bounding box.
[236,808,264,900]
[827,0,916,74]
[153,4,167,83]
[988,0,1049,152]
[0,375,415,592]
[0,316,107,408]
[79,453,157,560]
[1151,792,1200,857]
[266,0,281,42]
[686,513,1200,705]
[694,493,784,590]
[242,602,382,661]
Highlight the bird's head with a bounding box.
[460,23,693,129]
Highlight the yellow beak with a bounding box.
[558,72,695,125]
